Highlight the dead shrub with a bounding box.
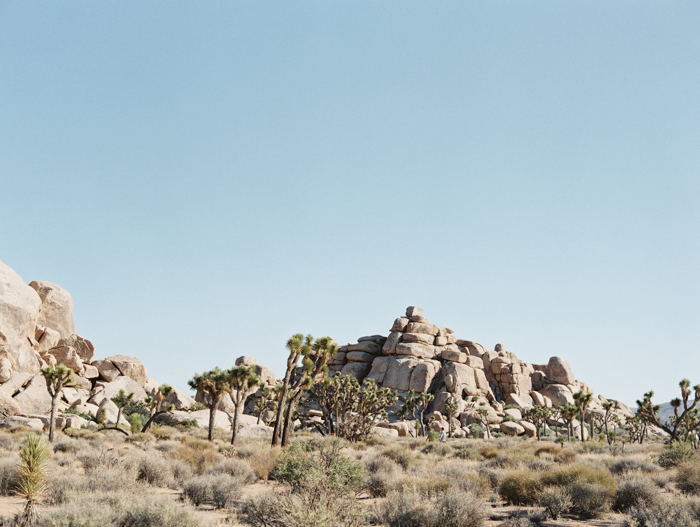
[207,458,256,484]
[210,473,243,509]
[422,443,452,457]
[364,456,400,498]
[614,476,660,512]
[610,458,659,475]
[480,446,499,459]
[554,449,577,464]
[381,446,415,470]
[538,487,571,519]
[182,475,212,506]
[568,483,613,518]
[167,440,219,474]
[677,461,700,495]
[0,457,18,496]
[136,454,174,487]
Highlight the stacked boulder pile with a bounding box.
[0,259,275,437]
[329,306,633,438]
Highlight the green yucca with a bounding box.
[14,434,48,526]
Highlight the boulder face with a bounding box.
[105,355,148,387]
[546,357,576,385]
[29,281,75,339]
[0,260,42,376]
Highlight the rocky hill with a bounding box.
[1,258,632,439]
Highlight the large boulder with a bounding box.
[28,281,75,339]
[546,357,575,385]
[519,420,537,438]
[340,362,371,381]
[382,331,402,354]
[442,363,479,396]
[382,357,420,391]
[408,360,441,392]
[0,416,44,432]
[0,260,42,375]
[366,356,391,384]
[500,421,525,436]
[47,345,84,373]
[90,376,147,406]
[105,355,148,386]
[538,384,574,406]
[12,373,52,415]
[93,359,121,382]
[56,334,95,363]
[0,393,20,418]
[0,372,32,398]
[165,388,197,410]
[35,326,61,354]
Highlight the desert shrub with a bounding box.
[568,483,612,518]
[169,458,194,483]
[207,458,256,484]
[540,463,615,491]
[422,442,452,457]
[373,487,486,527]
[623,496,700,527]
[534,444,560,457]
[52,439,78,454]
[364,456,400,498]
[210,473,243,509]
[477,467,503,490]
[167,439,219,474]
[381,446,415,470]
[364,434,389,447]
[526,459,552,472]
[497,518,536,527]
[397,475,451,499]
[498,470,542,505]
[0,435,15,451]
[452,444,483,461]
[615,476,660,511]
[538,487,572,519]
[83,467,137,493]
[610,458,660,475]
[678,462,700,495]
[434,464,492,498]
[136,454,174,487]
[658,442,696,468]
[0,457,18,496]
[182,475,212,506]
[554,449,577,464]
[242,489,365,527]
[151,426,177,440]
[480,446,499,459]
[45,474,76,505]
[78,449,121,472]
[247,447,281,481]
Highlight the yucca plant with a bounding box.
[14,434,48,526]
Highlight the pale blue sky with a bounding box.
[1,2,698,404]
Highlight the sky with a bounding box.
[1,1,698,405]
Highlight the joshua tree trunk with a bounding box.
[208,403,218,442]
[48,393,59,442]
[281,391,303,447]
[272,371,292,446]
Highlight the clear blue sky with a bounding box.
[1,2,698,405]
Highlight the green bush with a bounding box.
[498,470,542,506]
[658,442,696,468]
[128,414,143,434]
[64,408,92,421]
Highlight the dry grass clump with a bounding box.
[480,445,500,459]
[534,444,559,457]
[422,442,452,457]
[206,457,257,484]
[381,446,415,470]
[452,442,484,461]
[0,456,19,496]
[0,433,16,451]
[677,460,700,495]
[622,496,700,527]
[246,446,282,480]
[363,456,401,498]
[433,463,493,499]
[373,487,486,527]
[538,487,572,519]
[609,457,659,475]
[166,436,220,474]
[498,470,543,505]
[135,453,175,487]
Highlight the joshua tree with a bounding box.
[560,403,578,442]
[475,407,491,439]
[522,405,551,441]
[188,367,230,441]
[573,390,593,441]
[227,364,261,445]
[444,399,459,438]
[253,386,276,425]
[272,334,337,447]
[637,380,700,444]
[14,434,48,527]
[600,401,616,444]
[108,389,134,435]
[40,364,74,442]
[142,384,175,431]
[398,390,434,436]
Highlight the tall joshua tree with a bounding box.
[110,389,134,435]
[573,390,593,442]
[560,403,578,442]
[188,367,230,441]
[228,364,261,445]
[272,334,337,447]
[142,384,175,431]
[40,364,74,442]
[637,380,700,444]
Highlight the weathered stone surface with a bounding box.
[165,388,197,410]
[29,281,75,339]
[235,356,256,366]
[35,326,60,354]
[13,373,52,415]
[474,368,490,392]
[382,331,402,354]
[0,416,44,432]
[383,357,419,391]
[106,355,148,386]
[404,322,438,336]
[408,360,441,392]
[347,341,381,354]
[83,364,99,379]
[405,306,423,317]
[441,349,466,363]
[237,423,273,439]
[0,357,11,383]
[63,414,90,430]
[89,376,147,406]
[144,378,160,396]
[395,342,435,359]
[500,421,525,436]
[409,315,429,323]
[0,372,32,398]
[519,420,537,437]
[93,359,122,382]
[366,356,391,384]
[358,335,386,344]
[0,260,42,375]
[255,365,276,386]
[371,426,399,438]
[57,334,95,363]
[390,317,409,332]
[465,356,484,369]
[340,362,371,380]
[47,346,84,373]
[531,391,546,407]
[434,336,447,346]
[0,393,20,418]
[98,398,129,426]
[504,408,522,420]
[546,357,575,385]
[538,384,574,406]
[401,333,435,345]
[506,393,534,410]
[375,421,412,437]
[346,351,374,363]
[442,363,478,396]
